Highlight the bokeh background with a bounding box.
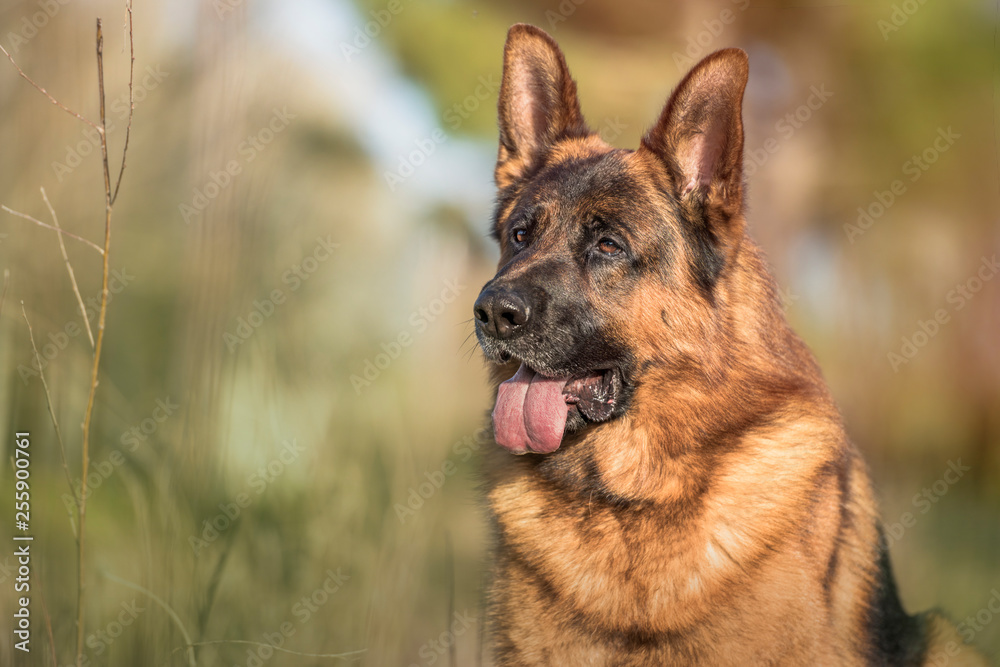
[0,0,997,664]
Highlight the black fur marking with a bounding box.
[682,218,724,300]
[492,144,566,235]
[865,526,928,666]
[495,151,612,237]
[506,531,680,652]
[643,183,723,300]
[538,576,662,652]
[495,150,676,283]
[820,457,851,611]
[577,454,635,508]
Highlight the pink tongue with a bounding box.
[493,363,570,454]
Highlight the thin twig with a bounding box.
[0,205,104,254]
[76,18,115,667]
[64,495,79,542]
[0,43,100,131]
[101,571,198,667]
[41,188,95,348]
[21,303,79,519]
[170,640,367,661]
[110,0,133,206]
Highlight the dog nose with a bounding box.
[474,288,530,339]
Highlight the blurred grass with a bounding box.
[0,0,997,665]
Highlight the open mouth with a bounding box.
[492,362,622,455]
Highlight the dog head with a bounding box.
[475,24,749,455]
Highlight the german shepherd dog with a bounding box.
[472,24,988,667]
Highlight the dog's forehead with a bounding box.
[504,148,665,226]
[533,149,645,205]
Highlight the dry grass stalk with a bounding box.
[0,205,105,254]
[41,187,95,348]
[75,12,134,664]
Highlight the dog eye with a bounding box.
[597,238,622,256]
[513,228,528,245]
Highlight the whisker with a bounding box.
[458,331,479,357]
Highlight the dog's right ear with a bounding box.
[495,24,589,188]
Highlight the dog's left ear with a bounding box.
[495,24,589,188]
[640,48,749,234]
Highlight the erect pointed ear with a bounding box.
[640,48,749,221]
[495,24,589,187]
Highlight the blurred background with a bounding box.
[0,0,997,664]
